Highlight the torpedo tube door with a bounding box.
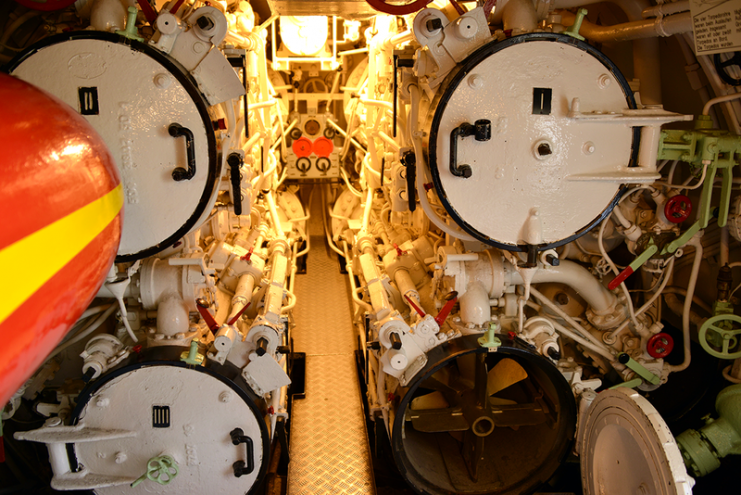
[579,387,694,495]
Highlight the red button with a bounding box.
[313,137,334,158]
[292,137,313,158]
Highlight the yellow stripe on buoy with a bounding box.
[0,184,123,326]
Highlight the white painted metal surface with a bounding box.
[73,365,265,494]
[579,387,694,495]
[12,37,219,259]
[428,39,633,246]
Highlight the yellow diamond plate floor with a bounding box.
[288,188,375,495]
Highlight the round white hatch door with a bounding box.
[72,363,268,495]
[426,33,636,251]
[579,388,694,495]
[10,32,219,261]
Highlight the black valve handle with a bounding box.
[227,153,243,215]
[230,428,255,477]
[714,52,741,87]
[169,123,197,181]
[449,119,491,178]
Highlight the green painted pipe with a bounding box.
[676,384,741,477]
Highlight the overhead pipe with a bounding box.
[560,10,693,43]
[553,0,668,105]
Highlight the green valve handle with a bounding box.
[117,7,144,42]
[618,353,660,385]
[608,243,658,291]
[478,321,502,348]
[131,455,178,487]
[609,377,643,390]
[180,339,205,366]
[564,8,588,41]
[699,314,741,359]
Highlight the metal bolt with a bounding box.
[582,141,595,155]
[425,18,443,32]
[555,292,570,305]
[196,15,215,31]
[219,391,233,403]
[154,73,172,89]
[468,74,484,90]
[115,452,127,464]
[96,397,110,408]
[597,74,612,89]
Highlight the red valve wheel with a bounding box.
[647,332,674,359]
[664,195,692,223]
[365,0,433,16]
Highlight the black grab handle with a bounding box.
[227,153,243,215]
[169,123,197,181]
[449,119,491,178]
[230,428,255,477]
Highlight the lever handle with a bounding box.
[434,291,458,327]
[169,123,197,181]
[195,298,219,331]
[227,153,243,215]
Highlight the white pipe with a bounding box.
[48,305,118,360]
[360,188,374,234]
[605,258,674,342]
[527,301,616,362]
[642,0,690,18]
[265,191,285,238]
[668,234,703,373]
[343,241,374,312]
[508,260,617,313]
[394,269,420,312]
[703,93,741,116]
[529,288,613,352]
[555,0,664,104]
[229,274,256,322]
[559,10,692,43]
[409,85,476,242]
[492,0,538,33]
[460,282,491,326]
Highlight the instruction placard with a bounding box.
[690,0,741,55]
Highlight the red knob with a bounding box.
[647,332,674,359]
[664,195,692,224]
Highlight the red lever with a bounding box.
[137,0,158,24]
[227,302,251,326]
[608,266,634,291]
[196,298,219,331]
[393,243,406,257]
[240,247,254,262]
[169,0,187,14]
[434,292,458,327]
[404,294,426,318]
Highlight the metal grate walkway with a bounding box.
[287,188,375,495]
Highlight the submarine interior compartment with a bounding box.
[1,0,741,493]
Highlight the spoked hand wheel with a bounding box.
[714,52,741,86]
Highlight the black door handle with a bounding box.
[230,428,255,477]
[169,123,197,181]
[449,119,491,178]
